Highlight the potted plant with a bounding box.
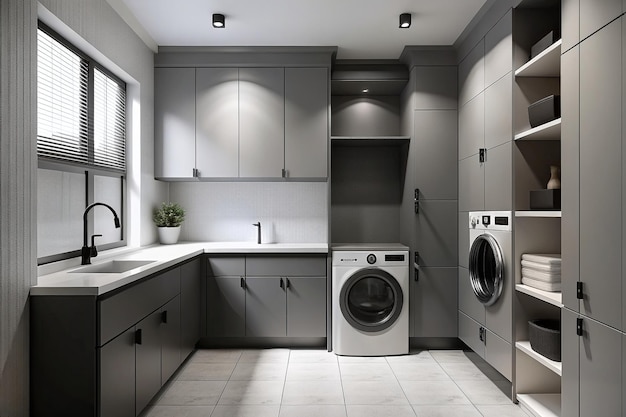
[153,202,185,244]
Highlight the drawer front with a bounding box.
[246,255,326,276]
[207,256,245,276]
[99,268,180,345]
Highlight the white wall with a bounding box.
[169,182,328,244]
[0,0,163,414]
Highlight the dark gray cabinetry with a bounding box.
[206,254,327,340]
[181,257,202,357]
[562,308,623,417]
[415,200,457,267]
[196,68,239,177]
[411,268,457,337]
[239,68,285,178]
[31,258,203,417]
[154,67,196,179]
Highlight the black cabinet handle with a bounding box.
[577,282,584,299]
[135,329,142,345]
[576,318,583,336]
[479,327,486,343]
[240,277,245,289]
[161,310,168,324]
[285,277,290,289]
[280,278,285,290]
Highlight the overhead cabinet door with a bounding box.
[285,67,328,178]
[154,67,196,179]
[196,68,239,178]
[239,68,285,178]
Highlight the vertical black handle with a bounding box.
[161,310,168,324]
[240,277,245,289]
[135,329,142,345]
[576,318,583,336]
[479,327,486,343]
[479,148,486,163]
[285,277,290,289]
[576,282,584,299]
[414,189,420,214]
[280,278,285,290]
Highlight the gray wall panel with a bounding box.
[458,155,485,212]
[331,96,401,136]
[484,10,513,88]
[412,267,458,337]
[459,39,485,106]
[562,0,581,52]
[484,142,513,211]
[459,93,485,160]
[412,66,458,110]
[415,200,458,267]
[484,73,513,150]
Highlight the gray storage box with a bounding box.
[528,95,560,128]
[529,319,561,362]
[530,189,561,210]
[531,31,558,59]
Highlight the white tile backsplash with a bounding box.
[169,182,328,243]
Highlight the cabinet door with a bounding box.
[458,155,485,212]
[239,68,285,178]
[285,67,328,178]
[459,39,485,107]
[135,310,162,416]
[561,308,580,417]
[161,296,181,385]
[286,276,326,337]
[415,200,458,267]
[181,258,202,359]
[484,329,511,382]
[579,19,622,328]
[196,68,239,178]
[412,267,457,337]
[458,267,485,325]
[99,328,135,417]
[484,142,512,211]
[458,93,485,160]
[580,0,622,42]
[458,311,485,358]
[562,0,580,52]
[245,277,287,337]
[579,316,622,417]
[154,67,196,179]
[206,276,246,337]
[413,110,458,200]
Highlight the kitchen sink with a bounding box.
[70,260,155,274]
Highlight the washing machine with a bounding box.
[332,243,409,356]
[465,211,513,380]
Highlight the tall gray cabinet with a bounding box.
[154,48,334,180]
[560,3,626,415]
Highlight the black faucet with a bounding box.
[81,202,121,265]
[252,222,261,244]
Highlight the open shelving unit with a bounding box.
[514,118,561,141]
[516,284,562,307]
[517,393,561,417]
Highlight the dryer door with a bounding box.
[339,268,403,332]
[469,233,504,306]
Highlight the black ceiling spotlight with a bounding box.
[212,13,225,28]
[399,13,411,29]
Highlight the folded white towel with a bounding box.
[521,254,561,266]
[522,268,561,282]
[522,277,562,292]
[521,259,562,273]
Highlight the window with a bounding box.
[37,22,127,264]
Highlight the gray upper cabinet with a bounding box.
[239,68,285,178]
[561,46,580,312]
[580,0,622,42]
[154,67,196,179]
[579,18,622,329]
[196,68,239,178]
[285,67,328,178]
[459,39,485,107]
[413,110,458,200]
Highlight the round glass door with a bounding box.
[339,268,403,332]
[469,233,504,306]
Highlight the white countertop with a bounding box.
[32,242,329,296]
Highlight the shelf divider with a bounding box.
[514,118,561,141]
[515,39,562,77]
[516,284,563,307]
[516,341,562,376]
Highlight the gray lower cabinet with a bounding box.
[562,308,623,417]
[181,257,202,358]
[31,259,203,417]
[415,200,458,267]
[411,267,457,337]
[206,255,327,340]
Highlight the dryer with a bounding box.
[332,244,409,356]
[463,211,513,380]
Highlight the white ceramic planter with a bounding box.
[157,226,181,245]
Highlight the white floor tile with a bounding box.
[346,405,416,417]
[476,404,533,417]
[230,362,288,381]
[286,362,341,381]
[400,380,470,405]
[288,349,338,363]
[455,380,513,405]
[385,351,436,364]
[412,405,483,417]
[218,380,284,405]
[176,362,236,381]
[337,355,388,364]
[155,381,226,406]
[190,349,242,363]
[439,362,491,381]
[210,405,280,417]
[141,405,215,417]
[342,380,409,405]
[281,380,345,405]
[429,350,473,364]
[279,405,347,417]
[339,363,396,381]
[239,349,290,363]
[389,362,451,381]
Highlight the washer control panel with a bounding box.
[332,251,409,267]
[469,211,512,232]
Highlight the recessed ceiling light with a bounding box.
[399,13,411,29]
[212,13,225,28]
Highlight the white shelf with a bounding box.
[516,341,562,376]
[515,39,562,78]
[514,118,561,141]
[516,211,561,218]
[330,136,410,146]
[516,284,563,307]
[517,393,561,417]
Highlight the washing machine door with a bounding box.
[339,268,403,332]
[469,233,504,306]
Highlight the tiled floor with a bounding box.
[143,349,530,417]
